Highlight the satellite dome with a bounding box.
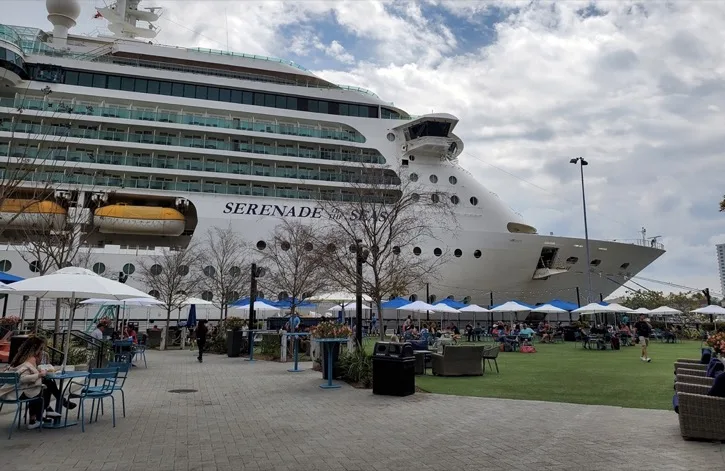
[46,0,81,44]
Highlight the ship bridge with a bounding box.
[394,114,463,161]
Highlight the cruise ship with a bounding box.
[0,0,665,318]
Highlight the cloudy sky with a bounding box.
[6,0,725,298]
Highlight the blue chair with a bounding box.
[99,362,129,417]
[66,367,118,432]
[133,343,147,368]
[0,372,44,439]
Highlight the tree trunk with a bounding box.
[33,299,41,333]
[54,298,61,333]
[161,308,172,350]
[377,301,385,340]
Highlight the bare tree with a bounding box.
[199,226,249,319]
[316,165,457,339]
[138,246,202,349]
[259,219,329,314]
[720,195,724,212]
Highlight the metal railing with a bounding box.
[608,238,665,250]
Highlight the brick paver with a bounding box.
[0,351,720,470]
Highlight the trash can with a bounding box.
[9,335,29,364]
[227,329,243,357]
[372,341,415,397]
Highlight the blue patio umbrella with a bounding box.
[381,297,411,309]
[274,298,316,310]
[231,296,276,307]
[438,298,467,309]
[544,299,579,311]
[186,304,197,328]
[0,271,24,283]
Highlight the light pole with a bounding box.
[570,157,593,304]
[350,239,369,346]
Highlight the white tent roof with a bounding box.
[532,303,568,314]
[328,303,371,311]
[397,300,436,312]
[573,302,623,314]
[605,303,633,313]
[632,307,650,314]
[459,304,489,312]
[235,301,280,312]
[649,306,682,316]
[309,291,373,303]
[8,267,151,300]
[81,297,163,306]
[431,303,461,313]
[691,305,725,315]
[0,283,15,292]
[490,301,532,313]
[182,297,213,306]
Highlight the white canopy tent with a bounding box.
[605,303,634,313]
[489,301,531,324]
[81,296,164,329]
[649,306,682,316]
[691,305,725,315]
[632,307,650,314]
[235,301,280,319]
[9,267,152,371]
[328,304,371,311]
[532,304,568,314]
[459,304,489,313]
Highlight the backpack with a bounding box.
[520,345,536,354]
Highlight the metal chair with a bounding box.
[0,372,44,439]
[66,367,119,432]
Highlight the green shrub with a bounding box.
[260,334,281,359]
[338,347,373,388]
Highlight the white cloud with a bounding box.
[6,0,725,296]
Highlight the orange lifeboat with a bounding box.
[0,199,67,230]
[93,204,185,236]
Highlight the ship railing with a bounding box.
[0,97,367,144]
[608,238,665,250]
[0,24,22,49]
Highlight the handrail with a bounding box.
[608,238,665,250]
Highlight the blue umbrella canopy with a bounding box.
[438,298,467,309]
[186,304,197,328]
[543,299,579,311]
[274,298,316,309]
[381,297,411,309]
[0,271,24,283]
[231,296,276,307]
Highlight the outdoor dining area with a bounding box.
[0,266,152,438]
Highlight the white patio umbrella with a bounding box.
[328,303,371,311]
[605,303,634,313]
[459,304,489,313]
[81,296,164,328]
[632,307,650,314]
[431,303,461,314]
[398,300,438,329]
[572,302,623,314]
[691,305,725,315]
[9,267,151,371]
[181,297,213,306]
[649,306,682,316]
[490,301,532,312]
[531,304,568,314]
[310,291,373,303]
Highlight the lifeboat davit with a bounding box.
[0,199,67,230]
[93,204,185,236]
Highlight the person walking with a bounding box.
[633,314,652,362]
[195,320,208,363]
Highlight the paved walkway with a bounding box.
[0,351,721,471]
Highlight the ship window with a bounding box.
[172,82,184,96]
[242,91,253,104]
[451,195,459,204]
[121,76,135,92]
[148,289,160,298]
[590,259,602,266]
[281,241,291,251]
[304,242,313,251]
[159,81,172,95]
[135,78,148,93]
[216,87,227,102]
[392,246,401,255]
[0,260,11,271]
[147,80,160,94]
[620,262,630,270]
[122,263,135,275]
[429,174,438,183]
[409,294,418,302]
[434,248,442,256]
[276,95,286,108]
[409,173,418,182]
[107,75,121,90]
[286,97,297,109]
[183,83,196,98]
[256,240,267,250]
[92,262,106,275]
[265,94,276,107]
[428,294,437,303]
[253,93,264,106]
[413,247,422,256]
[203,266,216,277]
[470,196,478,206]
[449,176,457,185]
[454,249,462,258]
[150,264,163,276]
[195,85,207,100]
[566,257,578,264]
[78,72,93,87]
[411,193,419,202]
[177,265,190,276]
[201,291,213,302]
[474,250,482,259]
[431,194,440,203]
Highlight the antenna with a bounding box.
[225,8,229,52]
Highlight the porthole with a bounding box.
[203,265,216,277]
[470,196,479,206]
[446,295,454,300]
[201,291,213,302]
[278,291,289,301]
[0,260,11,272]
[326,243,336,252]
[429,174,438,183]
[229,266,241,277]
[29,260,41,273]
[463,296,471,305]
[413,247,422,256]
[122,263,135,275]
[408,294,418,302]
[591,259,602,267]
[409,173,418,182]
[386,132,396,141]
[428,295,437,303]
[431,194,440,203]
[304,242,313,251]
[177,290,187,297]
[257,291,265,300]
[474,250,482,259]
[434,248,442,256]
[409,155,415,161]
[393,246,401,255]
[411,193,420,202]
[451,195,459,204]
[148,289,160,298]
[454,249,462,258]
[92,262,106,275]
[449,176,457,185]
[566,257,579,264]
[281,241,290,251]
[230,291,240,301]
[177,265,189,276]
[150,264,162,276]
[256,240,267,250]
[620,262,630,270]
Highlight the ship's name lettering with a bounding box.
[223,202,323,219]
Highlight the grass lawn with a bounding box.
[409,340,701,410]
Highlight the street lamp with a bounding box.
[350,240,369,346]
[570,157,593,304]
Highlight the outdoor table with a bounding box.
[314,338,348,389]
[286,332,310,373]
[45,370,89,428]
[413,350,431,375]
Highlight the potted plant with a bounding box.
[0,315,21,332]
[310,321,352,380]
[706,332,725,357]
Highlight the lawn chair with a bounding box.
[482,345,499,373]
[0,372,44,439]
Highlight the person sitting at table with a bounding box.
[464,323,474,342]
[125,325,138,344]
[0,336,70,428]
[519,324,536,342]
